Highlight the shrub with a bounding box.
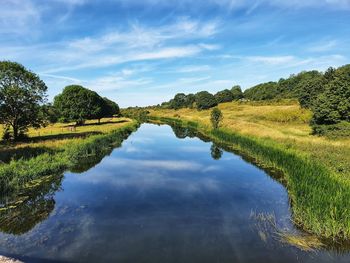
[210,107,223,129]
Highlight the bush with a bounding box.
[210,107,223,129]
[195,91,217,110]
[312,122,350,138]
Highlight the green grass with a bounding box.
[148,115,350,241]
[0,120,139,198]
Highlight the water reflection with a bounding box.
[0,175,62,235]
[210,144,223,160]
[0,123,350,262]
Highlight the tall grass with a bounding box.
[0,121,139,197]
[149,116,350,240]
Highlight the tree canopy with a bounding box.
[214,89,234,103]
[195,91,218,110]
[54,85,104,125]
[0,61,48,140]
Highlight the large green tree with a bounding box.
[296,71,326,108]
[54,85,103,125]
[0,61,48,140]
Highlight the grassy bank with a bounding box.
[0,118,139,198]
[148,101,350,240]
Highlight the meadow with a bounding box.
[148,100,350,240]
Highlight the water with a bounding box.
[0,123,349,262]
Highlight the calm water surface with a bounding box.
[0,124,349,262]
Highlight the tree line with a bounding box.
[160,64,350,135]
[0,61,120,141]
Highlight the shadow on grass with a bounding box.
[62,119,128,127]
[0,131,102,163]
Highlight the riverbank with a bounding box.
[0,118,139,198]
[148,101,350,240]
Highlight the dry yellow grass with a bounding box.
[150,101,350,177]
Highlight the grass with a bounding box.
[148,100,350,240]
[0,118,139,198]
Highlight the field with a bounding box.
[148,100,350,239]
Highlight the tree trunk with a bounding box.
[13,125,18,141]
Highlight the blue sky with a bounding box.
[1,0,350,107]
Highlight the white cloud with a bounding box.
[247,55,296,65]
[307,40,338,52]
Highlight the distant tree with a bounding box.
[195,91,217,110]
[0,61,48,140]
[54,85,103,125]
[40,103,59,124]
[185,93,196,108]
[170,93,187,110]
[214,89,234,103]
[311,65,350,125]
[210,107,223,129]
[231,85,244,100]
[244,82,278,100]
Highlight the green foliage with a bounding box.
[312,122,350,138]
[54,85,103,125]
[311,65,350,126]
[244,82,278,100]
[214,89,234,103]
[170,93,187,109]
[231,85,244,100]
[40,103,59,124]
[0,61,48,140]
[100,97,120,120]
[210,107,223,129]
[195,91,217,110]
[296,71,326,108]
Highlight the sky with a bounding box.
[1,0,350,107]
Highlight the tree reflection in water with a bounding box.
[0,174,63,235]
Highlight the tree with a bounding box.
[244,82,278,101]
[210,107,223,129]
[311,65,350,125]
[102,97,120,118]
[231,85,244,100]
[170,93,187,109]
[185,94,196,108]
[214,89,234,103]
[296,71,326,108]
[195,91,217,110]
[54,85,103,125]
[0,61,48,140]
